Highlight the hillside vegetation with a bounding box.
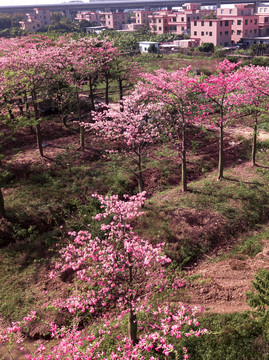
[0,43,269,359]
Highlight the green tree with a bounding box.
[246,268,269,317]
[198,42,215,53]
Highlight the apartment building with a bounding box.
[217,4,259,43]
[75,11,100,24]
[20,8,51,31]
[131,10,153,25]
[149,3,212,35]
[99,12,127,30]
[149,10,171,34]
[256,4,269,36]
[191,18,233,47]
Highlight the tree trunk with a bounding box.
[89,77,95,111]
[105,74,109,105]
[76,87,85,151]
[129,308,138,345]
[137,151,144,193]
[128,254,138,344]
[252,116,258,166]
[218,125,224,180]
[119,78,124,112]
[32,90,44,157]
[181,123,187,192]
[35,123,44,158]
[0,187,5,218]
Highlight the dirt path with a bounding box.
[226,126,269,142]
[184,236,269,313]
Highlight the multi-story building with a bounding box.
[75,11,100,24]
[149,3,212,35]
[99,12,127,30]
[20,8,51,31]
[131,10,153,25]
[191,18,233,47]
[217,4,259,43]
[149,10,171,34]
[256,4,269,36]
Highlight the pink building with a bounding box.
[149,3,213,35]
[191,18,233,47]
[99,12,127,30]
[131,10,153,25]
[75,11,100,24]
[256,5,269,36]
[217,4,259,43]
[149,10,171,34]
[20,8,51,31]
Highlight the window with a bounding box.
[173,17,176,22]
[206,31,208,35]
[209,31,212,36]
[254,19,257,24]
[181,17,184,21]
[245,30,248,35]
[220,21,223,26]
[237,20,241,25]
[250,19,252,23]
[254,29,257,33]
[159,19,161,23]
[265,17,269,23]
[187,17,190,22]
[37,23,40,27]
[225,20,229,26]
[229,9,233,14]
[237,30,241,35]
[225,31,228,35]
[201,31,204,35]
[159,27,162,30]
[209,21,212,26]
[181,26,184,30]
[201,20,204,26]
[221,9,224,14]
[250,29,252,33]
[245,19,248,25]
[164,19,167,23]
[194,31,197,35]
[220,31,222,35]
[194,21,197,26]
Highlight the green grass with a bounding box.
[180,312,269,360]
[139,158,269,265]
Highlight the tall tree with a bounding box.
[237,65,269,166]
[88,95,160,192]
[135,67,200,192]
[200,59,241,179]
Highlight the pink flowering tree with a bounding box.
[0,192,208,359]
[236,65,269,166]
[86,95,160,192]
[134,67,200,192]
[0,35,55,157]
[199,59,241,179]
[0,192,207,359]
